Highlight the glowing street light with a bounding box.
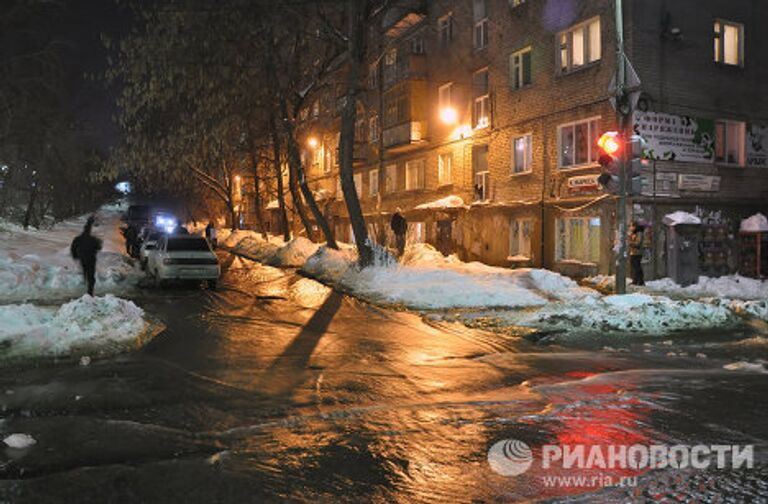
[307,137,318,148]
[439,107,458,125]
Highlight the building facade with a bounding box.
[289,0,768,279]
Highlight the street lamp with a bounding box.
[307,137,318,148]
[439,107,458,125]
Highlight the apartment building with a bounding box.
[293,0,768,279]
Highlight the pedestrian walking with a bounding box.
[629,221,646,286]
[70,216,103,296]
[390,208,407,257]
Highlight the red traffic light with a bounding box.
[597,131,622,156]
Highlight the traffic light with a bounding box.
[596,132,647,195]
[597,131,621,193]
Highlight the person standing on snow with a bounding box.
[70,216,102,296]
[390,208,407,257]
[205,221,217,249]
[629,222,646,287]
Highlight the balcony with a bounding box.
[382,54,426,89]
[383,1,427,38]
[382,121,427,149]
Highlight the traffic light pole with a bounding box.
[614,0,629,295]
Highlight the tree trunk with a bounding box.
[279,97,338,249]
[271,115,314,241]
[339,0,372,265]
[270,118,291,242]
[250,150,269,240]
[22,182,37,230]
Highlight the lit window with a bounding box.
[405,159,425,190]
[385,164,397,193]
[438,153,453,186]
[715,120,746,165]
[714,20,744,66]
[556,217,600,263]
[369,169,379,196]
[353,172,363,198]
[512,135,532,173]
[438,82,453,109]
[510,47,532,89]
[558,117,600,168]
[558,17,601,73]
[473,0,488,50]
[509,219,532,258]
[473,145,490,201]
[473,68,490,129]
[438,13,454,46]
[510,0,526,6]
[369,114,379,143]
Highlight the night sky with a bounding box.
[58,0,132,153]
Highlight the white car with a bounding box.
[139,231,163,270]
[147,235,220,289]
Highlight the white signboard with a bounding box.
[747,124,768,168]
[567,174,600,192]
[633,112,715,163]
[677,174,721,192]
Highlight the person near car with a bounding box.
[390,209,407,257]
[70,216,102,296]
[205,221,218,249]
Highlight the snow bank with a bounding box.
[302,243,594,310]
[645,275,768,301]
[227,233,320,268]
[414,195,467,210]
[3,434,36,449]
[740,213,768,233]
[0,295,155,360]
[488,294,734,335]
[663,211,701,226]
[0,204,142,302]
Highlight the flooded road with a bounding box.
[0,254,766,503]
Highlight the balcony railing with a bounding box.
[382,121,426,148]
[383,54,427,89]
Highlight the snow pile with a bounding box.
[740,213,768,232]
[728,299,768,320]
[274,237,321,267]
[0,205,142,302]
[490,293,734,335]
[723,361,767,374]
[220,229,258,248]
[645,275,768,300]
[302,243,594,310]
[3,434,36,449]
[228,234,320,268]
[0,295,153,359]
[414,195,467,210]
[663,211,701,226]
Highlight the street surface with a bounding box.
[0,252,766,502]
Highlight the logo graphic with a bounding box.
[488,439,533,476]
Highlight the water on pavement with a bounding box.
[0,254,766,503]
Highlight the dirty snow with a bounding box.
[663,211,701,226]
[0,295,152,359]
[740,213,768,233]
[414,195,467,210]
[0,202,142,302]
[3,433,36,449]
[645,275,768,301]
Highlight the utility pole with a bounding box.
[614,0,629,294]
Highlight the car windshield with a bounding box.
[148,232,162,241]
[167,238,210,252]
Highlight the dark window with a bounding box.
[167,238,211,252]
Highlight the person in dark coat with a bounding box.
[390,208,407,257]
[205,221,217,249]
[70,216,102,296]
[629,222,646,286]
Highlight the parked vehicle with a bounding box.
[139,230,163,270]
[147,235,219,289]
